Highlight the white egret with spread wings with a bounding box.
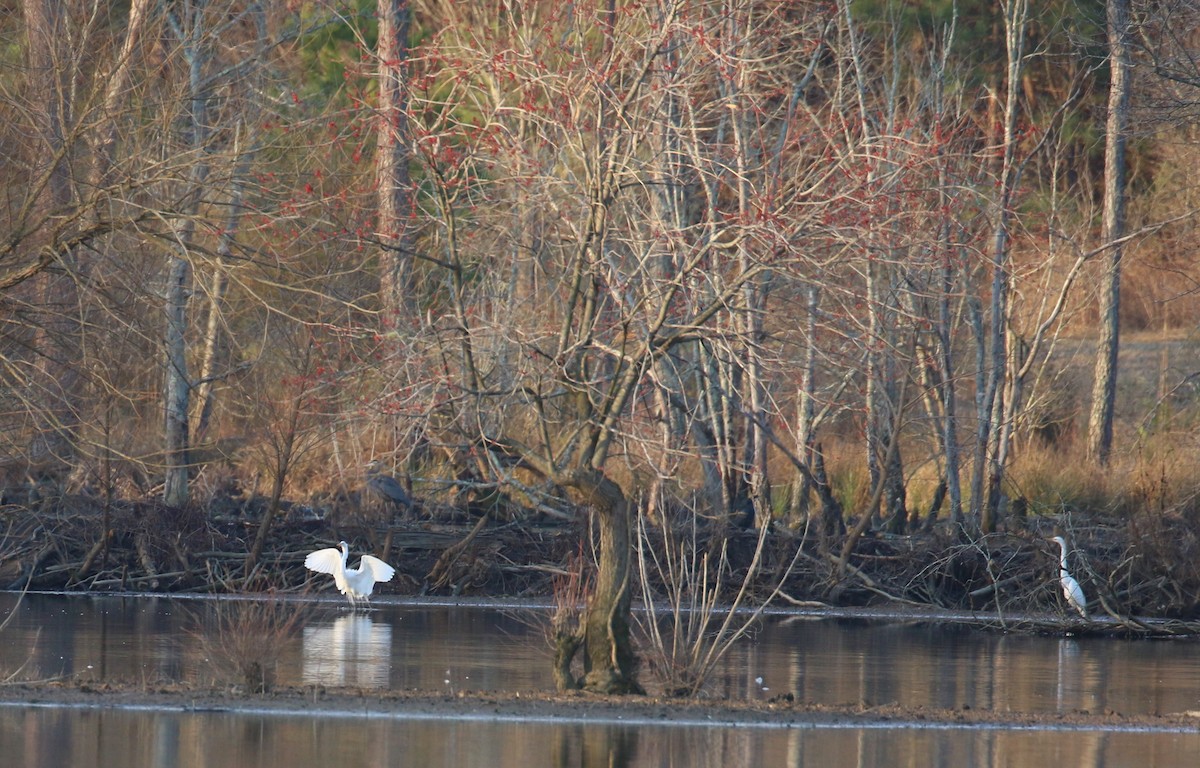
[305,541,395,606]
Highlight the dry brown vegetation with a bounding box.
[2,2,1200,701]
[187,594,312,693]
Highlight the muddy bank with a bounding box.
[3,681,1200,733]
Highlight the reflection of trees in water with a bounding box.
[302,614,392,688]
[548,725,781,768]
[551,725,638,768]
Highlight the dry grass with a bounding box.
[1006,442,1120,515]
[634,512,800,698]
[1005,427,1200,523]
[190,594,311,693]
[545,546,594,692]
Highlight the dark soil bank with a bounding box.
[3,682,1200,732]
[2,489,1200,631]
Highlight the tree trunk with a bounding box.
[812,443,844,548]
[163,250,193,509]
[694,343,734,523]
[938,255,965,524]
[788,286,820,522]
[163,2,213,508]
[973,0,1028,532]
[376,0,414,325]
[926,12,964,526]
[556,471,642,695]
[1087,0,1131,465]
[23,0,81,468]
[91,0,154,191]
[195,124,254,443]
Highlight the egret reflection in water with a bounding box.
[1056,637,1080,713]
[302,614,393,688]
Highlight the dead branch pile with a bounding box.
[1,490,1198,633]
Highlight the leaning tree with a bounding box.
[372,0,845,691]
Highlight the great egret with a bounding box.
[305,541,395,606]
[1050,535,1088,620]
[365,461,414,510]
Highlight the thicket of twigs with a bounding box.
[7,2,1200,701]
[0,486,571,598]
[187,595,311,693]
[2,482,1197,634]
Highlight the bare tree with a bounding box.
[2,1,166,484]
[1087,0,1132,465]
[20,0,83,470]
[4,1,322,521]
[393,0,852,692]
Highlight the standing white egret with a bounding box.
[305,541,395,606]
[1050,535,1088,620]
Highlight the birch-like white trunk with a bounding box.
[972,0,1028,531]
[163,2,212,508]
[193,132,250,444]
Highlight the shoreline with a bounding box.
[3,682,1199,733]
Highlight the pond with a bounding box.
[8,706,1200,768]
[1,593,1198,767]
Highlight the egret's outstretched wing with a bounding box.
[359,555,396,583]
[305,548,343,575]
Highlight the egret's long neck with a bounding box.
[1057,543,1069,572]
[340,544,350,567]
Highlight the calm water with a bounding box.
[6,707,1200,768]
[1,593,1198,767]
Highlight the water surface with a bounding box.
[6,705,1200,768]
[2,593,1197,716]
[2,593,1199,767]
